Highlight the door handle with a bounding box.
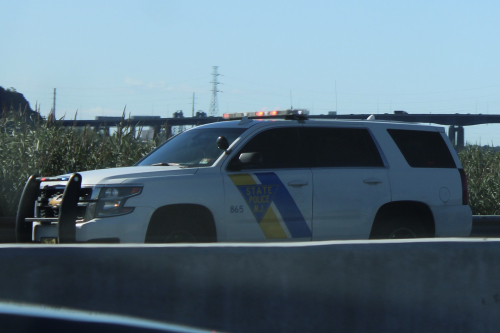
[288,181,309,187]
[363,178,383,184]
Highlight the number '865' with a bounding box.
[230,205,244,213]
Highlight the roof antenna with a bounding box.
[289,90,293,109]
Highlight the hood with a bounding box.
[42,166,198,187]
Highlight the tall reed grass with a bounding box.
[458,145,500,215]
[0,109,162,217]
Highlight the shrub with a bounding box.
[458,145,500,215]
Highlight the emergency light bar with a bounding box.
[222,109,309,120]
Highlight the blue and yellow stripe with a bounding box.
[229,172,312,239]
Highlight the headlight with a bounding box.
[86,186,143,219]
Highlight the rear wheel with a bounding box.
[370,216,429,239]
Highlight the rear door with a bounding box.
[302,126,391,240]
[223,126,313,242]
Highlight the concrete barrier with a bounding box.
[471,216,500,237]
[0,217,15,243]
[0,239,499,333]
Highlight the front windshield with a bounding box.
[137,127,245,167]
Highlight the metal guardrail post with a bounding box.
[15,175,41,243]
[58,173,81,243]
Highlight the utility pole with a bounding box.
[335,80,337,112]
[52,88,57,120]
[209,66,221,117]
[192,92,195,117]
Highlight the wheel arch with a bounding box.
[145,204,217,243]
[371,201,435,237]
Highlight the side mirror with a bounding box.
[239,152,262,166]
[216,136,230,154]
[227,152,262,171]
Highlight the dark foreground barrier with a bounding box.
[0,240,499,333]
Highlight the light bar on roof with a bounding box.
[222,109,310,120]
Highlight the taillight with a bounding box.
[458,168,469,205]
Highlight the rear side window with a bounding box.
[303,127,384,167]
[388,129,456,168]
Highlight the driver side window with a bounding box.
[230,127,304,169]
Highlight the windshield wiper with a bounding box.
[151,162,181,166]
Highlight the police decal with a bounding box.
[228,172,312,239]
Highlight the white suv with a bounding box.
[17,110,472,243]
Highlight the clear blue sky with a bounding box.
[2,0,500,144]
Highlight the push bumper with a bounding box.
[16,173,152,244]
[16,174,82,243]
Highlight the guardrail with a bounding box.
[470,215,500,237]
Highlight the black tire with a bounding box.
[145,205,216,243]
[370,216,429,239]
[162,220,202,243]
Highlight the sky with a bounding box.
[2,0,500,145]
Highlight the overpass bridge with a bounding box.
[60,113,500,148]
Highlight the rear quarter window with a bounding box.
[387,129,456,168]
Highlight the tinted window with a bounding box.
[388,129,456,168]
[231,127,304,169]
[303,127,384,167]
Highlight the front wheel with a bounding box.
[145,205,217,244]
[370,216,430,239]
[163,223,200,243]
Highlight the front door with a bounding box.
[223,126,312,242]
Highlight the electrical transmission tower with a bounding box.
[209,66,222,117]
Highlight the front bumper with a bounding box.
[33,206,154,243]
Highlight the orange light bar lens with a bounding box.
[131,187,142,194]
[269,111,278,116]
[222,113,230,119]
[255,111,265,117]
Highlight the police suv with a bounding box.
[16,109,472,243]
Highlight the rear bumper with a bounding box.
[432,205,472,237]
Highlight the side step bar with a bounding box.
[15,173,82,244]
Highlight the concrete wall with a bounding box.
[0,239,499,333]
[0,217,15,243]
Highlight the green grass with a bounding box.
[0,109,162,217]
